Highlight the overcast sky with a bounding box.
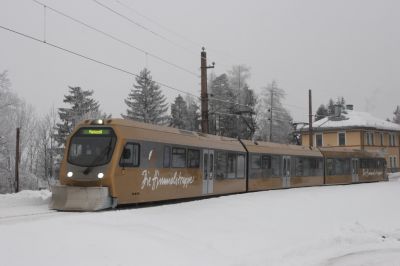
[1,0,399,122]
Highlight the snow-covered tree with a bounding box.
[170,95,188,129]
[227,65,257,139]
[393,106,400,124]
[209,74,236,137]
[315,104,329,121]
[122,68,168,125]
[54,86,102,150]
[255,81,292,143]
[185,95,200,132]
[0,71,42,192]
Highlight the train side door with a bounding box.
[282,156,291,188]
[202,150,214,195]
[352,158,359,182]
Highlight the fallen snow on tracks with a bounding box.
[1,177,400,265]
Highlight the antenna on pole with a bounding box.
[200,47,215,134]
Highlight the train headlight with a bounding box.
[97,173,104,179]
[67,171,73,178]
[92,119,104,125]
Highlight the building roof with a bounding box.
[301,110,400,132]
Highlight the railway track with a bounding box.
[0,210,73,225]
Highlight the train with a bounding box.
[50,118,387,211]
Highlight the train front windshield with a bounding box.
[67,128,117,167]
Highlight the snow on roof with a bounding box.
[304,110,400,131]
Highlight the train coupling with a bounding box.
[49,185,113,211]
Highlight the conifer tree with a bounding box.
[209,74,236,137]
[315,104,329,121]
[170,95,188,129]
[122,68,168,124]
[185,96,200,132]
[54,86,100,149]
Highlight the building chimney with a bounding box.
[334,104,341,117]
[346,104,353,110]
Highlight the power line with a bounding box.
[0,24,199,99]
[115,0,200,47]
[31,0,199,78]
[92,0,197,57]
[0,24,260,113]
[114,0,247,67]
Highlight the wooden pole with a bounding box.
[15,127,20,193]
[308,90,313,148]
[200,48,208,134]
[200,47,214,134]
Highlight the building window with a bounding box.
[315,133,323,147]
[338,132,346,146]
[389,133,396,146]
[380,133,384,146]
[365,132,374,146]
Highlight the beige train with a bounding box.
[50,119,387,211]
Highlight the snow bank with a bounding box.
[0,190,51,219]
[388,172,400,181]
[1,183,400,266]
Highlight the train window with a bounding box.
[271,155,281,176]
[326,159,334,175]
[335,158,350,175]
[309,158,323,176]
[119,143,140,167]
[261,155,271,169]
[163,146,171,168]
[216,152,227,179]
[172,147,186,168]
[227,153,237,178]
[251,154,261,169]
[295,157,304,176]
[187,149,200,168]
[237,154,245,178]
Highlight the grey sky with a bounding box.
[1,0,399,122]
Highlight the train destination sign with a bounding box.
[81,129,111,135]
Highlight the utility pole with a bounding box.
[15,127,20,193]
[200,47,215,134]
[269,90,273,142]
[308,89,313,148]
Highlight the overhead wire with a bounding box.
[31,0,199,78]
[114,0,246,67]
[0,24,199,99]
[92,0,198,57]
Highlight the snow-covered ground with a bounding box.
[1,174,400,266]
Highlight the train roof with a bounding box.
[318,147,384,158]
[242,139,323,157]
[77,118,246,152]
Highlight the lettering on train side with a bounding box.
[140,169,195,191]
[362,169,383,176]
